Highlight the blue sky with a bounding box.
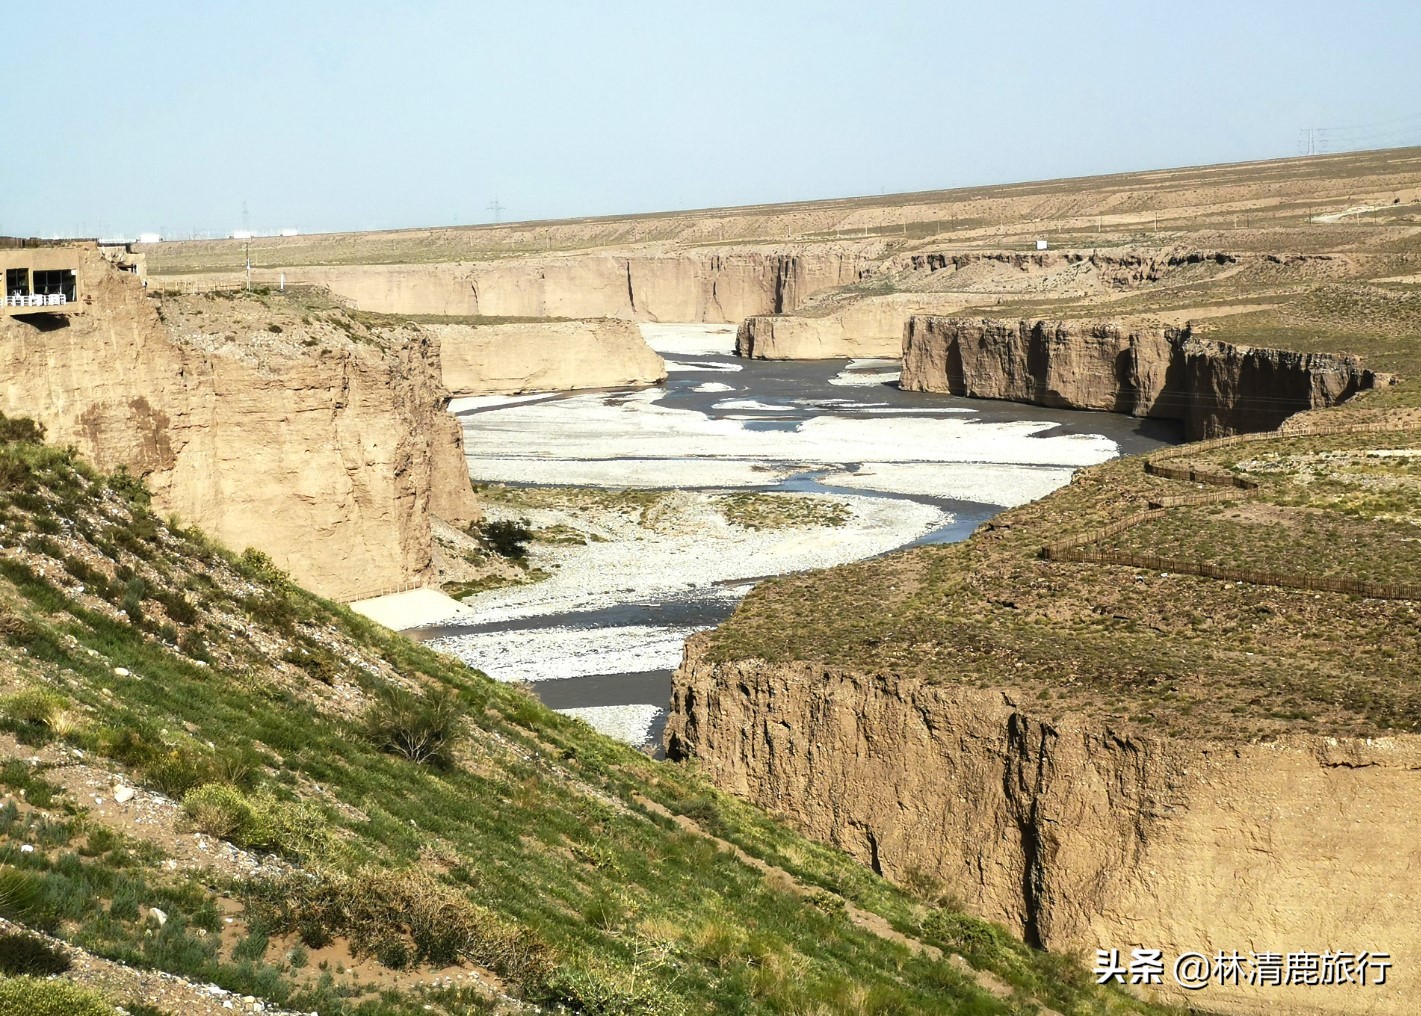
[5,1,1419,238]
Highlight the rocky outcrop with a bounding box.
[163,252,866,322]
[0,246,478,601]
[667,637,1421,1015]
[901,317,1386,439]
[736,294,965,359]
[434,318,666,394]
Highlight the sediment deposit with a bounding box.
[435,318,666,394]
[0,246,478,601]
[901,317,1384,438]
[667,638,1421,1016]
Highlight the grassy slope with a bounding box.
[709,418,1421,742]
[0,428,1166,1015]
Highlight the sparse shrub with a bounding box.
[246,866,551,980]
[920,910,1009,966]
[241,592,298,633]
[0,414,45,445]
[539,960,689,1016]
[183,783,252,839]
[178,629,211,662]
[107,465,152,511]
[481,519,533,560]
[375,937,410,970]
[121,576,147,625]
[364,685,463,768]
[143,748,217,799]
[183,783,332,862]
[236,547,291,588]
[0,977,113,1016]
[0,687,68,732]
[0,930,71,976]
[267,323,284,333]
[152,588,198,625]
[282,644,340,685]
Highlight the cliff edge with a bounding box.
[901,316,1386,439]
[0,246,478,601]
[434,318,666,395]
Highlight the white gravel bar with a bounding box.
[640,323,738,355]
[559,704,664,747]
[431,624,704,683]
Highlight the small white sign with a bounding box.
[1036,239,1049,251]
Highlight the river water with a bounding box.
[408,325,1179,749]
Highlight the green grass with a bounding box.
[713,492,852,531]
[708,429,1421,741]
[0,421,1164,1015]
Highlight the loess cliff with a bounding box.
[158,252,866,322]
[901,316,1386,439]
[668,638,1421,1016]
[0,246,478,601]
[435,318,666,395]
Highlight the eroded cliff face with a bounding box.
[0,248,478,601]
[667,637,1421,1016]
[901,317,1384,439]
[435,318,666,394]
[163,252,865,322]
[736,294,965,359]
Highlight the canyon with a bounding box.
[0,245,477,601]
[667,639,1421,1016]
[51,145,1421,1014]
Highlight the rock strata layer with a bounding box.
[435,318,666,394]
[900,317,1385,439]
[0,246,478,601]
[667,637,1421,1016]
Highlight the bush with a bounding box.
[539,960,689,1016]
[107,465,152,511]
[364,685,463,768]
[183,783,252,840]
[481,519,533,560]
[0,978,112,1016]
[0,414,45,445]
[183,783,333,862]
[0,687,68,733]
[121,576,147,625]
[246,866,551,981]
[0,930,71,976]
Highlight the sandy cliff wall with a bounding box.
[434,319,666,394]
[667,639,1421,1016]
[901,317,1383,439]
[0,248,478,601]
[164,252,864,322]
[736,294,967,359]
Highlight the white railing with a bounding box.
[5,293,68,307]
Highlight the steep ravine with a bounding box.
[667,638,1421,1015]
[901,317,1387,439]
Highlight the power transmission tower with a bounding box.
[487,198,505,224]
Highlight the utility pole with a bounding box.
[487,198,505,224]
